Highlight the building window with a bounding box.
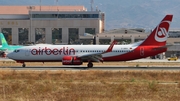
[99,39,111,45]
[78,28,96,44]
[18,28,29,45]
[68,28,79,44]
[85,28,96,35]
[115,39,131,44]
[52,28,62,44]
[35,28,45,43]
[1,28,12,44]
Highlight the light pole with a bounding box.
[27,6,35,43]
[40,0,41,11]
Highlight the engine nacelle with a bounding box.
[62,56,83,65]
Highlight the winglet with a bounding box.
[0,33,8,47]
[105,40,117,53]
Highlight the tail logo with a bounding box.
[155,21,170,42]
[2,38,6,44]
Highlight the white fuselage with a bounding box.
[7,44,138,61]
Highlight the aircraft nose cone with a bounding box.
[7,52,13,59]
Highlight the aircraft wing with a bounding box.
[77,53,103,62]
[77,40,117,62]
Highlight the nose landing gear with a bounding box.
[22,63,26,67]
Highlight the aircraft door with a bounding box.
[140,47,144,56]
[25,49,30,56]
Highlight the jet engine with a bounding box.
[62,56,83,65]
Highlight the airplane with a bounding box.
[0,33,23,57]
[7,14,173,68]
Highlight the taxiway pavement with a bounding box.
[0,58,180,71]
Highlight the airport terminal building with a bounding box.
[0,6,105,45]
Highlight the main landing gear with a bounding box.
[87,61,93,68]
[22,63,26,67]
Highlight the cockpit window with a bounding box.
[14,50,20,53]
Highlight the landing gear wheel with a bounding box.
[22,63,26,67]
[87,62,93,68]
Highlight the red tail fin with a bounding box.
[140,15,173,46]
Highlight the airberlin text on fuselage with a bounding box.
[31,47,76,55]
